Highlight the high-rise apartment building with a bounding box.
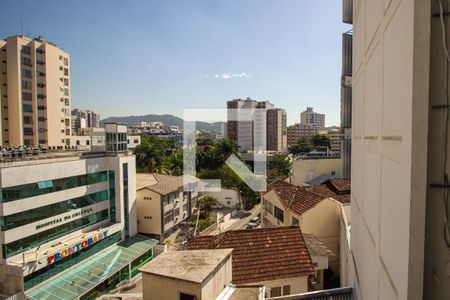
[226,98,281,152]
[287,123,317,146]
[346,0,449,299]
[300,107,325,129]
[0,36,72,147]
[71,108,100,135]
[266,108,287,152]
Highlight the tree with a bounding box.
[311,134,331,149]
[289,138,313,155]
[134,137,166,173]
[267,154,291,183]
[163,150,183,176]
[198,195,218,214]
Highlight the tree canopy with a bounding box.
[289,138,314,155]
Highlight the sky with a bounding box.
[0,0,350,126]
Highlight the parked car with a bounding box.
[245,223,254,230]
[248,217,260,227]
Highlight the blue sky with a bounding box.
[0,1,350,126]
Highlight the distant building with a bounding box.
[291,157,342,186]
[227,98,287,152]
[0,35,72,147]
[300,107,325,130]
[267,108,287,152]
[325,128,343,153]
[287,123,317,146]
[71,109,100,135]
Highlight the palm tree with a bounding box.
[134,140,165,173]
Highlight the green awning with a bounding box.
[26,234,158,300]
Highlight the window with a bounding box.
[1,171,108,203]
[64,88,69,96]
[0,190,108,231]
[39,128,46,133]
[331,171,336,175]
[22,92,32,101]
[23,116,32,124]
[292,217,299,226]
[174,208,180,216]
[274,206,284,223]
[37,83,45,88]
[179,293,195,300]
[163,211,173,225]
[36,48,44,54]
[38,117,45,122]
[22,104,33,113]
[22,80,32,90]
[37,94,45,99]
[21,45,31,55]
[63,57,69,66]
[37,71,45,77]
[64,78,69,86]
[21,57,32,66]
[37,105,46,110]
[64,68,69,76]
[23,127,33,135]
[270,287,282,298]
[21,69,32,78]
[283,285,291,295]
[36,60,45,65]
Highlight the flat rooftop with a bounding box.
[0,150,132,169]
[139,249,233,284]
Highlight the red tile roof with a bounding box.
[186,226,315,284]
[264,179,351,216]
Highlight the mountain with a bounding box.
[100,114,224,132]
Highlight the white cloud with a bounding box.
[205,72,249,79]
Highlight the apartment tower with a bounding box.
[266,108,287,152]
[0,35,71,147]
[226,98,275,152]
[300,107,325,129]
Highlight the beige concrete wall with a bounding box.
[250,276,308,297]
[137,189,162,236]
[291,159,342,185]
[6,37,22,145]
[300,199,341,274]
[203,188,240,208]
[142,273,202,300]
[142,254,232,300]
[351,0,430,299]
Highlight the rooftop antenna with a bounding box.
[20,18,23,36]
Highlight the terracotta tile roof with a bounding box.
[137,173,199,195]
[264,179,351,216]
[186,226,315,284]
[328,179,351,193]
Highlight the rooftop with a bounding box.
[139,249,233,284]
[265,179,351,216]
[302,234,335,257]
[187,226,315,284]
[136,173,198,195]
